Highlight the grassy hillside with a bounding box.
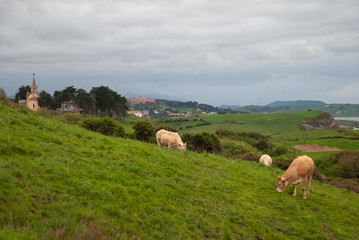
[1,105,359,239]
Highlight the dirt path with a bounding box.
[293,144,342,152]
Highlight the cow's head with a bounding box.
[276,176,288,193]
[179,143,187,151]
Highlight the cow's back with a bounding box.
[291,155,314,178]
[156,129,180,144]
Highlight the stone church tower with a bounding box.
[26,73,40,111]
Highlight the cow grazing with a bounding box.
[156,129,187,151]
[259,154,272,166]
[276,155,314,199]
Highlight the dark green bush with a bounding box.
[221,141,249,158]
[183,132,221,154]
[81,118,125,137]
[337,152,359,178]
[316,154,339,178]
[133,120,155,142]
[61,112,83,124]
[273,156,292,170]
[254,140,272,151]
[271,146,289,156]
[216,129,273,151]
[237,153,260,162]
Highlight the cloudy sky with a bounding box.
[1,0,358,106]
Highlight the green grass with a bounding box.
[174,112,320,135]
[1,105,359,239]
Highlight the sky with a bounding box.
[1,0,358,106]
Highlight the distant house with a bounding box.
[127,111,143,117]
[57,100,79,113]
[25,73,40,111]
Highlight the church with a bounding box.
[26,73,40,111]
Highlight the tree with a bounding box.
[0,88,6,104]
[52,86,79,110]
[132,120,155,142]
[38,90,53,110]
[61,86,77,102]
[52,90,63,109]
[76,88,95,114]
[90,86,128,118]
[15,85,31,103]
[113,93,128,120]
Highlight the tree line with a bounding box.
[15,85,128,120]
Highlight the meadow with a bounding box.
[1,105,359,239]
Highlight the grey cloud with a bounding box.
[1,0,358,105]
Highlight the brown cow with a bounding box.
[276,155,314,199]
[156,129,186,151]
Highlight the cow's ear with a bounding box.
[282,179,286,183]
[184,143,187,146]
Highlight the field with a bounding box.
[1,105,359,239]
[153,112,359,155]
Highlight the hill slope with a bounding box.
[267,100,326,107]
[0,105,359,239]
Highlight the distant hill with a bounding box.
[267,100,326,107]
[235,103,359,117]
[218,105,241,109]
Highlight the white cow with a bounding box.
[156,129,186,151]
[259,154,272,166]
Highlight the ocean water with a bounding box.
[334,117,359,122]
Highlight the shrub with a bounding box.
[81,118,125,137]
[271,146,289,156]
[183,132,221,154]
[237,153,260,162]
[221,140,250,158]
[337,152,359,178]
[273,155,292,170]
[216,129,273,150]
[61,112,83,124]
[316,154,339,178]
[36,108,59,118]
[133,120,155,142]
[254,140,272,151]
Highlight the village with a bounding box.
[19,74,219,119]
[127,96,218,119]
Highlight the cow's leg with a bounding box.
[307,176,312,195]
[302,177,308,199]
[157,140,162,148]
[293,184,297,197]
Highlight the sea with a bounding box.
[334,117,359,122]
